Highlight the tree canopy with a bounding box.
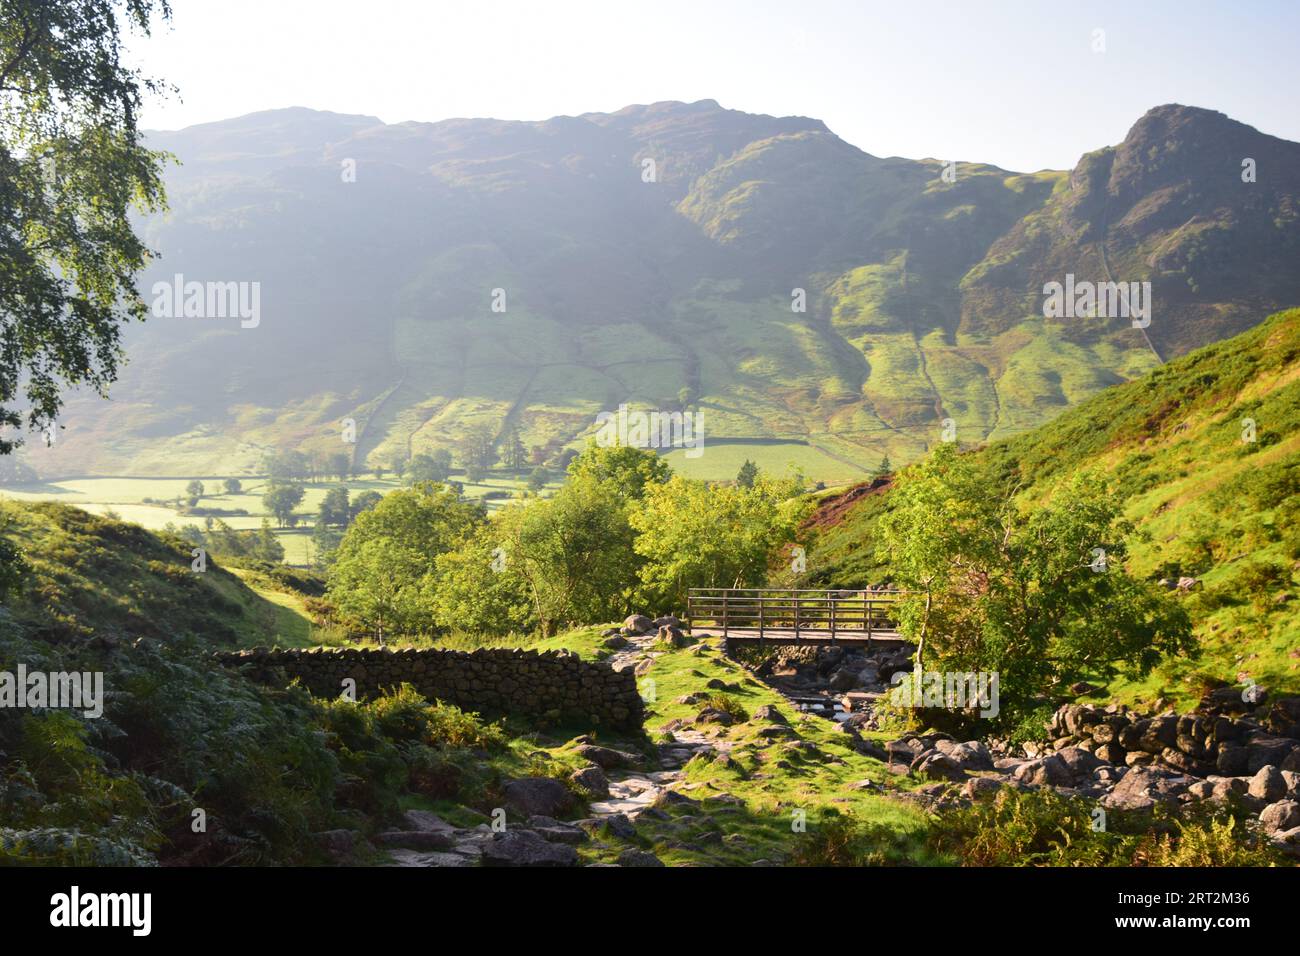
[1,0,172,453]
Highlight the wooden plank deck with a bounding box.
[687,587,909,648]
[711,627,907,647]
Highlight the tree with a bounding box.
[223,478,242,495]
[677,386,697,409]
[878,454,893,475]
[263,482,305,528]
[527,466,549,492]
[501,475,640,635]
[736,459,759,488]
[327,482,485,638]
[501,427,527,471]
[390,454,408,479]
[0,0,172,455]
[263,449,310,482]
[566,442,671,501]
[464,463,486,484]
[408,451,451,483]
[631,474,807,610]
[185,480,205,501]
[432,529,535,636]
[373,465,385,481]
[878,443,1193,725]
[328,537,433,645]
[327,452,351,482]
[458,424,496,473]
[351,490,382,517]
[317,486,350,529]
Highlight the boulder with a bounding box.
[1055,746,1104,782]
[1101,767,1190,811]
[914,752,968,782]
[657,624,691,647]
[652,615,683,629]
[962,776,1003,800]
[616,848,665,867]
[1248,765,1287,802]
[569,765,610,799]
[1246,734,1298,773]
[1013,755,1075,788]
[1215,742,1249,777]
[828,668,859,691]
[622,614,655,635]
[481,829,578,867]
[934,739,994,772]
[503,777,577,818]
[752,704,788,725]
[1259,800,1300,835]
[573,744,646,771]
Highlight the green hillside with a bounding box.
[805,307,1300,710]
[16,102,1300,483]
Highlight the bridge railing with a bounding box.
[686,587,906,641]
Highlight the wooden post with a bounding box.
[793,591,800,638]
[722,590,729,638]
[829,595,836,644]
[758,591,765,647]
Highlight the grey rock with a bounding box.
[481,829,578,866]
[503,777,577,818]
[1259,800,1300,834]
[1248,765,1287,802]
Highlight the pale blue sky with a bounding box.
[129,0,1300,171]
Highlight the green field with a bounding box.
[661,440,872,483]
[0,473,557,566]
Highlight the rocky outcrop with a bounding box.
[214,646,644,730]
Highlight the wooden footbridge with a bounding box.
[686,588,909,648]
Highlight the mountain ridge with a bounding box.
[18,99,1300,480]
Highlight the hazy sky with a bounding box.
[128,0,1300,171]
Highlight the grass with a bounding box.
[807,307,1300,711]
[0,472,563,566]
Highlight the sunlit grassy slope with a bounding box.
[806,308,1300,710]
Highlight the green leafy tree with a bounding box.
[222,478,242,495]
[878,443,1193,724]
[185,479,204,502]
[263,482,305,528]
[631,474,807,609]
[566,442,671,501]
[263,449,310,482]
[351,490,382,517]
[458,424,496,473]
[501,427,527,471]
[317,486,350,529]
[736,459,758,488]
[408,451,451,483]
[327,482,484,637]
[328,537,433,645]
[527,466,549,492]
[501,475,640,635]
[0,0,172,455]
[878,454,893,475]
[432,528,535,636]
[389,454,407,479]
[327,452,351,481]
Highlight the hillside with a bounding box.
[18,102,1300,482]
[804,307,1300,709]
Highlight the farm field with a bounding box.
[660,440,873,483]
[0,473,556,566]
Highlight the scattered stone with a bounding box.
[481,829,578,867]
[503,777,577,818]
[570,765,610,798]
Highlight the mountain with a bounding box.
[804,307,1300,710]
[21,101,1300,479]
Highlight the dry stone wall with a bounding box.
[215,646,644,731]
